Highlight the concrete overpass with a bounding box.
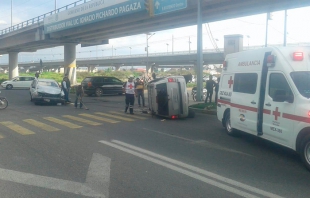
[0,50,224,72]
[1,0,310,82]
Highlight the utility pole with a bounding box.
[284,10,287,46]
[146,33,155,74]
[11,0,13,27]
[55,0,57,13]
[188,37,191,53]
[172,35,174,54]
[196,0,203,101]
[265,12,272,47]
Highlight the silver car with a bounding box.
[1,76,35,89]
[30,78,64,105]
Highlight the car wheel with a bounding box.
[95,88,103,97]
[300,134,310,171]
[6,84,13,90]
[224,112,237,136]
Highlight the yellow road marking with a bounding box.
[109,111,148,120]
[62,115,102,126]
[79,113,119,124]
[23,119,60,132]
[44,117,82,129]
[95,112,135,121]
[0,121,35,135]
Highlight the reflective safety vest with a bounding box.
[125,81,135,94]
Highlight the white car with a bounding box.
[30,78,64,105]
[1,76,35,89]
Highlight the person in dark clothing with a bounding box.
[61,77,69,103]
[65,74,71,102]
[152,72,156,80]
[215,77,220,103]
[135,78,145,107]
[205,75,216,103]
[74,85,84,108]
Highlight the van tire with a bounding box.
[188,109,195,118]
[224,112,236,136]
[95,88,103,97]
[300,134,310,171]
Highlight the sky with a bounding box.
[0,0,310,63]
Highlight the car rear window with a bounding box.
[82,77,92,83]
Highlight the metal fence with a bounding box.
[0,0,91,36]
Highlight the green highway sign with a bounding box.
[153,0,187,16]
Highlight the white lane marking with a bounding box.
[0,153,110,198]
[111,140,283,198]
[100,140,265,198]
[142,128,252,156]
[86,153,111,198]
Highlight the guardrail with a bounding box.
[0,0,91,36]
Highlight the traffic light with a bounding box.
[144,0,154,17]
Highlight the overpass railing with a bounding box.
[0,0,91,36]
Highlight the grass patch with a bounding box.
[189,102,217,110]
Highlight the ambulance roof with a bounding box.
[224,46,310,73]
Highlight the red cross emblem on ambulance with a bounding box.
[228,76,234,88]
[272,107,281,120]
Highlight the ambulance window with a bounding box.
[269,73,293,100]
[290,71,310,98]
[233,73,257,94]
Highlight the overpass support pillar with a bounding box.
[9,52,19,79]
[88,65,95,73]
[64,43,77,84]
[114,65,121,71]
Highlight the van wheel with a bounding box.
[95,88,103,97]
[300,135,310,171]
[6,84,13,90]
[224,112,236,136]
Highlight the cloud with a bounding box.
[0,20,7,25]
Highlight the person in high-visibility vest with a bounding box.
[123,75,136,114]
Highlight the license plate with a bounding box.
[44,99,50,102]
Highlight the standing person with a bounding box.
[135,78,145,107]
[152,72,156,80]
[123,75,136,114]
[61,77,69,103]
[74,84,84,109]
[35,71,40,78]
[215,77,220,104]
[65,74,71,102]
[205,75,216,103]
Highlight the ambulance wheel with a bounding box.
[188,109,195,118]
[224,112,236,136]
[300,135,310,171]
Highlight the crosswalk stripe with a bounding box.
[62,115,102,126]
[44,117,82,129]
[23,119,60,132]
[0,121,35,135]
[95,112,135,121]
[79,113,119,124]
[109,111,148,120]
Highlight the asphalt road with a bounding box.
[0,88,310,198]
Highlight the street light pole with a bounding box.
[146,33,155,74]
[166,43,169,53]
[247,35,250,49]
[11,0,13,27]
[129,47,132,56]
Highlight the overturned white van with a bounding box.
[147,76,194,119]
[217,46,310,170]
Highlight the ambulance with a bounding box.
[147,76,194,119]
[217,46,310,170]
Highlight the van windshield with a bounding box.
[290,71,310,98]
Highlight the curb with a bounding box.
[189,107,217,115]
